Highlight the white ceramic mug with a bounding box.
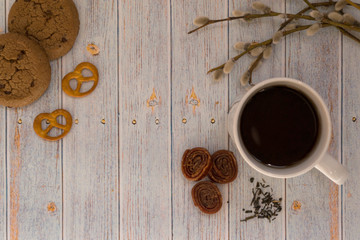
[228,77,348,185]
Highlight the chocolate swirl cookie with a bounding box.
[181,147,212,181]
[191,181,222,214]
[208,150,238,184]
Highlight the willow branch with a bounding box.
[337,27,360,44]
[280,1,337,30]
[345,0,360,11]
[303,0,317,10]
[189,1,338,34]
[207,24,330,73]
[323,18,360,32]
[248,52,264,85]
[188,13,279,34]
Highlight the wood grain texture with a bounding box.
[5,0,63,239]
[286,1,341,240]
[342,5,360,240]
[171,1,228,239]
[118,0,171,239]
[0,1,6,239]
[61,1,118,240]
[228,1,286,239]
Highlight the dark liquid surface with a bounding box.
[240,86,319,167]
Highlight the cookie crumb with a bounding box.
[292,200,302,211]
[87,43,100,55]
[47,202,57,212]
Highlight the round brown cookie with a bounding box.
[0,32,51,107]
[181,147,212,181]
[8,0,80,60]
[191,181,222,214]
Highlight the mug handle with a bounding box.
[315,153,348,185]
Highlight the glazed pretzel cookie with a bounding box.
[33,109,73,141]
[62,62,99,97]
[191,181,222,214]
[181,147,212,181]
[208,150,238,184]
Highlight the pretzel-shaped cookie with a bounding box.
[33,109,73,141]
[62,62,99,97]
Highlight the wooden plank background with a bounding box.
[286,1,342,240]
[62,0,118,239]
[5,1,63,239]
[0,0,360,239]
[1,1,6,239]
[228,1,285,239]
[343,5,360,240]
[119,0,171,239]
[171,0,228,240]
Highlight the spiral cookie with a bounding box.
[208,150,238,184]
[8,0,80,60]
[191,181,222,214]
[0,33,51,107]
[181,147,212,181]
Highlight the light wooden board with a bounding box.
[342,5,360,240]
[5,0,63,239]
[228,1,286,239]
[286,1,342,239]
[171,1,229,239]
[2,1,360,239]
[118,0,171,239]
[61,0,119,239]
[0,1,6,239]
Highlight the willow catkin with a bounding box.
[263,45,273,59]
[309,10,324,21]
[272,31,283,44]
[335,0,347,11]
[343,13,356,25]
[223,59,235,74]
[240,71,250,86]
[213,69,223,81]
[283,24,297,31]
[232,9,246,17]
[328,12,344,23]
[250,46,265,57]
[233,41,250,51]
[252,1,271,13]
[306,23,321,36]
[277,13,287,19]
[193,16,209,26]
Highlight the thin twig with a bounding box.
[322,18,360,32]
[189,1,360,34]
[207,24,330,73]
[346,0,360,11]
[337,27,360,44]
[280,2,336,30]
[303,2,360,46]
[188,14,275,34]
[303,0,317,10]
[248,52,264,85]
